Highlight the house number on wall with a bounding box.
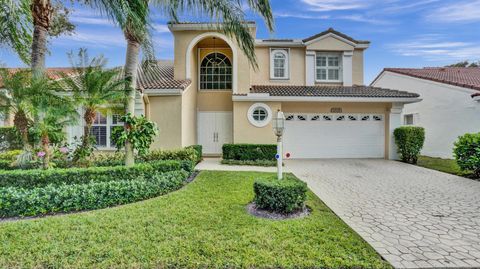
[330,107,342,113]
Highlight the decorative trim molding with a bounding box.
[247,103,272,128]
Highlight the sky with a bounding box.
[1,0,479,84]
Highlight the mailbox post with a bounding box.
[273,110,285,180]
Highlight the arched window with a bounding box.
[200,52,232,90]
[270,49,289,79]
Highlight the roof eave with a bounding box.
[168,22,256,31]
[143,88,183,96]
[233,94,422,104]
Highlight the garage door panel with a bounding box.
[284,114,385,159]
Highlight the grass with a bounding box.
[417,156,472,177]
[0,171,390,268]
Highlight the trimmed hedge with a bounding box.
[222,144,277,161]
[221,159,276,167]
[394,126,425,164]
[0,127,22,151]
[454,133,480,178]
[0,160,193,189]
[0,150,23,161]
[253,175,307,213]
[0,160,12,170]
[186,145,203,163]
[0,170,189,217]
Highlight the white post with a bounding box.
[277,136,283,180]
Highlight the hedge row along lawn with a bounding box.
[0,171,391,268]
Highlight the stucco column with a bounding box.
[342,51,353,86]
[305,51,315,86]
[389,103,404,160]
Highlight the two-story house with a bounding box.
[124,22,418,159]
[3,22,421,159]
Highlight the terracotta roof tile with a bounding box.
[1,61,191,91]
[383,67,480,94]
[250,85,419,98]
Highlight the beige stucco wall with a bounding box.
[172,30,251,94]
[148,96,182,150]
[233,101,281,144]
[306,36,355,51]
[250,47,306,86]
[353,49,364,85]
[181,86,197,147]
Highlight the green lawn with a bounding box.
[417,156,472,177]
[0,171,390,268]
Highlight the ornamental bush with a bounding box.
[454,133,480,178]
[0,127,23,151]
[393,126,425,164]
[222,144,277,161]
[0,170,189,217]
[0,150,23,161]
[0,160,193,189]
[253,175,308,213]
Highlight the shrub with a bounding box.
[0,150,23,161]
[253,175,307,213]
[0,127,23,151]
[0,170,189,217]
[454,133,480,178]
[222,144,277,161]
[0,160,193,189]
[0,160,13,170]
[393,126,425,164]
[186,145,202,163]
[221,159,276,167]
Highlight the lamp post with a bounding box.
[273,110,285,180]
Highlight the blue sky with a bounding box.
[1,0,479,83]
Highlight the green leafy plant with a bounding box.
[0,127,23,151]
[0,150,23,161]
[454,133,480,178]
[222,144,277,161]
[393,126,425,164]
[0,160,191,189]
[0,170,189,217]
[113,113,158,156]
[253,175,308,214]
[221,159,276,167]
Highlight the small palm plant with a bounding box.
[59,49,126,162]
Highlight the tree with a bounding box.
[446,61,480,68]
[0,69,34,148]
[0,0,33,64]
[60,48,126,162]
[84,0,274,166]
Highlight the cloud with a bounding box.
[300,0,369,11]
[152,24,170,33]
[69,16,113,26]
[55,30,126,48]
[389,35,480,61]
[274,12,330,19]
[425,0,480,23]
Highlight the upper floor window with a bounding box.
[200,52,232,90]
[270,49,289,79]
[316,53,342,82]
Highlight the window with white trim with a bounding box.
[90,111,124,149]
[404,114,414,125]
[316,53,342,82]
[270,49,289,79]
[247,103,272,127]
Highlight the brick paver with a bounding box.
[288,159,480,269]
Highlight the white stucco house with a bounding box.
[372,67,480,159]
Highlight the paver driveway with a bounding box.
[287,159,480,269]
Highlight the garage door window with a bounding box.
[247,103,272,127]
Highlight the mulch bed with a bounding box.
[246,202,311,220]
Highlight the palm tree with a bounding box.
[0,0,32,64]
[0,69,34,148]
[60,49,126,161]
[85,0,274,166]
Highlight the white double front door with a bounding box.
[197,112,233,155]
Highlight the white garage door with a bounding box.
[284,113,385,159]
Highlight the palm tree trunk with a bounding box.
[30,0,52,78]
[123,37,140,167]
[83,107,96,148]
[41,133,50,169]
[13,110,30,150]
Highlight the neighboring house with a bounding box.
[1,23,422,159]
[372,67,480,158]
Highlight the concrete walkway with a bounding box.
[287,159,480,269]
[195,158,280,172]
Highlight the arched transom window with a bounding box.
[200,52,232,90]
